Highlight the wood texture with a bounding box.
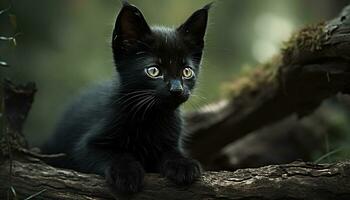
[1,159,350,200]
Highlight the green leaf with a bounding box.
[0,6,11,15]
[0,61,9,67]
[0,36,14,41]
[315,147,344,164]
[0,36,16,46]
[10,186,18,200]
[0,33,22,46]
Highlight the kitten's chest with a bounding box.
[121,117,180,146]
[118,114,181,152]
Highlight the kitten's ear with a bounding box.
[177,3,212,46]
[113,1,151,42]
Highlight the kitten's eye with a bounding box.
[182,67,194,79]
[145,66,162,78]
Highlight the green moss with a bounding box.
[222,22,326,101]
[282,22,326,60]
[222,55,282,99]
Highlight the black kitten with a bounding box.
[42,1,210,194]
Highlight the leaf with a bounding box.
[10,186,18,200]
[0,61,9,67]
[12,38,16,46]
[315,147,344,163]
[0,6,11,15]
[12,32,23,46]
[0,36,12,41]
[0,33,22,46]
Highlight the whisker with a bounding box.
[113,90,155,105]
[120,95,150,112]
[113,93,148,105]
[141,97,156,121]
[186,100,202,111]
[130,96,153,121]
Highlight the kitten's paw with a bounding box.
[105,161,145,194]
[161,158,202,185]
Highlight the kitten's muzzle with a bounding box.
[169,79,184,96]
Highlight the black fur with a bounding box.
[42,2,210,194]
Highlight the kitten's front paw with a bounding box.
[105,161,145,194]
[161,158,202,185]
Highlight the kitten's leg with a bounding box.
[160,151,202,185]
[105,154,145,194]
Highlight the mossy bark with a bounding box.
[185,5,350,167]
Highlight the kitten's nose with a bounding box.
[169,79,183,95]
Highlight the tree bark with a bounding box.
[0,159,350,200]
[185,5,350,166]
[210,113,328,170]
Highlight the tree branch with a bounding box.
[185,5,350,166]
[0,159,349,200]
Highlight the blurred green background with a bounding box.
[1,0,349,160]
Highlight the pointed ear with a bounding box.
[177,3,212,46]
[113,1,151,42]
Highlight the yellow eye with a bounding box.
[145,66,161,78]
[183,67,194,79]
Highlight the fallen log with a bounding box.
[0,159,349,200]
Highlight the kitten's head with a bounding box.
[112,1,210,108]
